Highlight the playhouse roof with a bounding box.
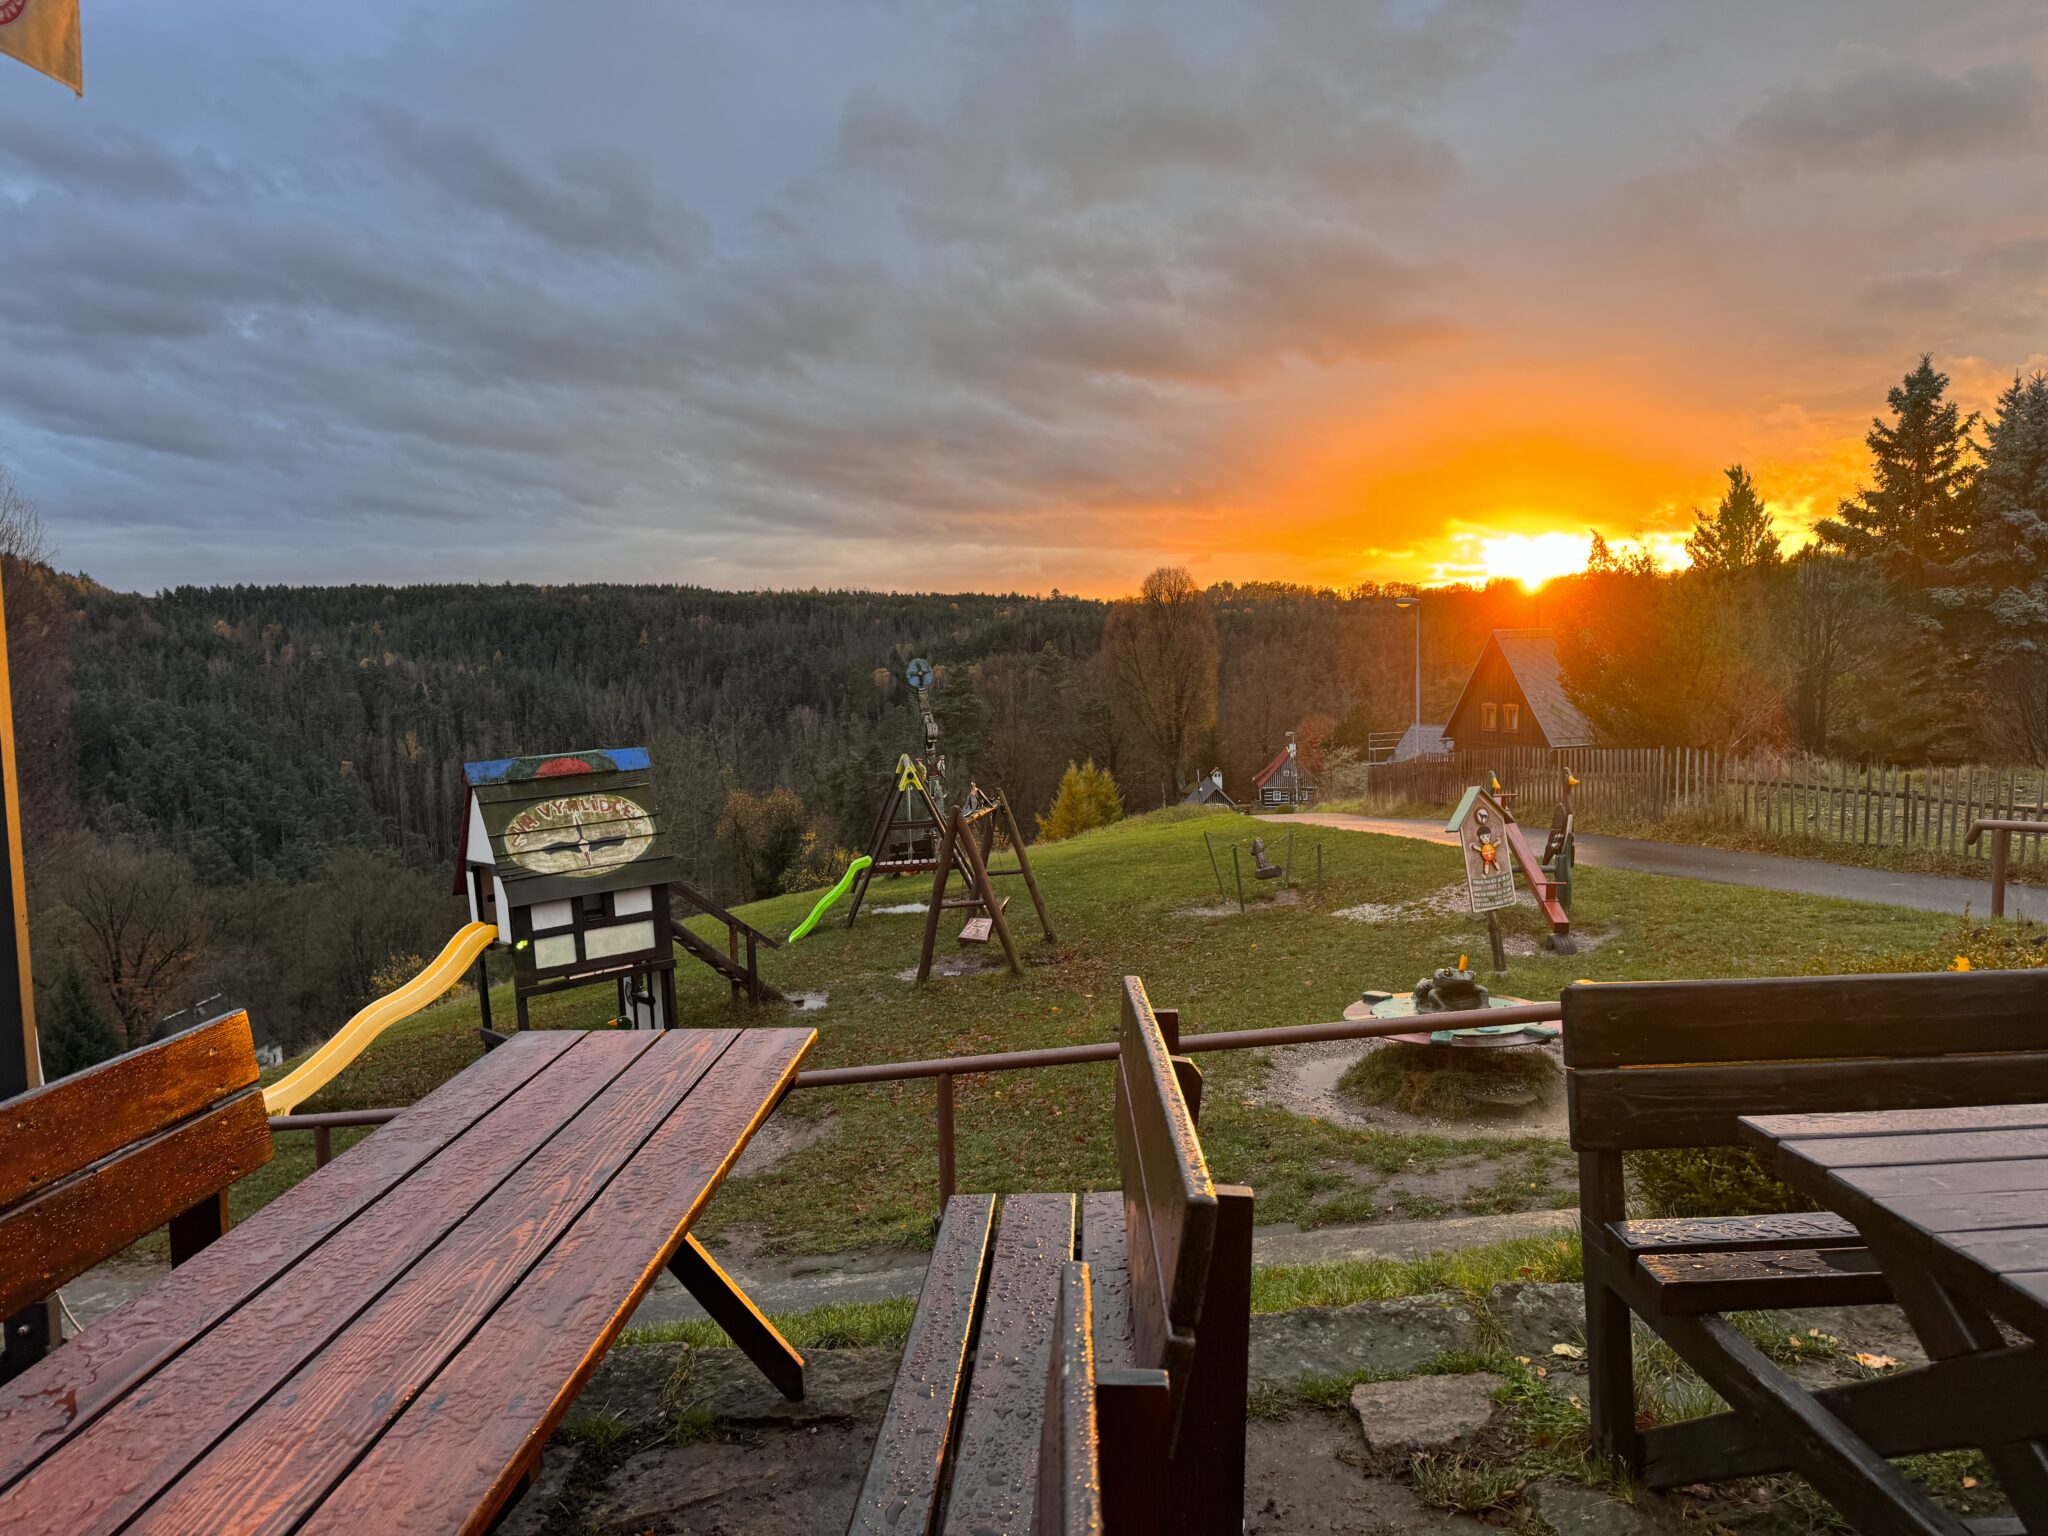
[455,746,686,905]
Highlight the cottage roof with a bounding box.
[1446,629,1595,747]
[1253,743,1306,788]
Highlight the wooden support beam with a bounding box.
[915,810,960,984]
[997,792,1056,943]
[667,1234,805,1401]
[952,807,1022,975]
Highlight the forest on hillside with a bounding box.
[2,529,1535,1059]
[11,350,2047,1068]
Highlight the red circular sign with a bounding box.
[0,1,27,27]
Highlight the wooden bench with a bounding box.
[848,976,1254,1535]
[1566,970,2048,1480]
[1,1010,271,1380]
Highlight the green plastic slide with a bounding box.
[788,855,874,942]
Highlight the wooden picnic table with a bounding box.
[0,1024,813,1536]
[1738,1102,2048,1535]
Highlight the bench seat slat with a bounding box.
[1635,1247,1891,1316]
[848,1193,997,1536]
[943,1193,1075,1536]
[1614,1212,1862,1255]
[1079,1192,1135,1370]
[1036,1262,1103,1536]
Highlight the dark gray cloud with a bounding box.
[1737,62,2043,171]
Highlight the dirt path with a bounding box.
[1276,811,2031,919]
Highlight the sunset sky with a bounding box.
[3,0,2047,594]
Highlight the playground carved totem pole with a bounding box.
[457,747,686,1030]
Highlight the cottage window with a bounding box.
[1481,702,1498,730]
[1504,703,1520,733]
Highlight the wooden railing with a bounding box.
[271,999,1563,1193]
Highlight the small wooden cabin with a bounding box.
[1251,736,1315,808]
[1182,768,1236,809]
[1444,629,1594,754]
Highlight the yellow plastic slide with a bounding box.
[263,921,498,1114]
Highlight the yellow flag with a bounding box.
[1,0,81,94]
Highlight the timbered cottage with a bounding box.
[1444,629,1595,753]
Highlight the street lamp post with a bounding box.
[1393,595,1421,733]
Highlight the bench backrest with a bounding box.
[1112,976,1218,1411]
[0,1010,272,1318]
[1563,971,2048,1152]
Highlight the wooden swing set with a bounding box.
[842,757,1055,982]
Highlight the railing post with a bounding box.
[313,1125,333,1168]
[936,1072,956,1209]
[1993,829,2010,918]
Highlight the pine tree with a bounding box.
[1685,465,1780,573]
[1035,761,1122,841]
[41,955,122,1080]
[1084,760,1124,828]
[1818,356,1980,585]
[1932,371,2048,762]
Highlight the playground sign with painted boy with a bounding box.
[1448,785,1516,913]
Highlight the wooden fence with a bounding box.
[1356,747,2048,865]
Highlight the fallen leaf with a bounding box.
[1963,1477,1979,1490]
[1551,1343,1585,1359]
[1853,1352,1898,1370]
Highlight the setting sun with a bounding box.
[1477,532,1596,589]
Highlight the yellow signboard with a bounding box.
[1,0,81,94]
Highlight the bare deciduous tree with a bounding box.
[55,839,221,1050]
[0,465,51,565]
[1780,549,1882,755]
[1102,567,1218,797]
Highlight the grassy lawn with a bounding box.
[253,806,1974,1257]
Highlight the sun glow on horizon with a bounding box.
[1423,527,1693,590]
[1477,531,1599,589]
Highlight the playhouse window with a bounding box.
[1504,703,1520,733]
[1481,702,1498,730]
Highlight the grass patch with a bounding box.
[231,807,1982,1255]
[618,1295,919,1352]
[1250,1232,1582,1314]
[1627,1145,1814,1220]
[559,1407,637,1454]
[1338,1040,1558,1118]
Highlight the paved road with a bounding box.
[1272,811,2044,921]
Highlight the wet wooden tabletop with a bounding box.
[1740,1101,2048,1340]
[0,1025,814,1536]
